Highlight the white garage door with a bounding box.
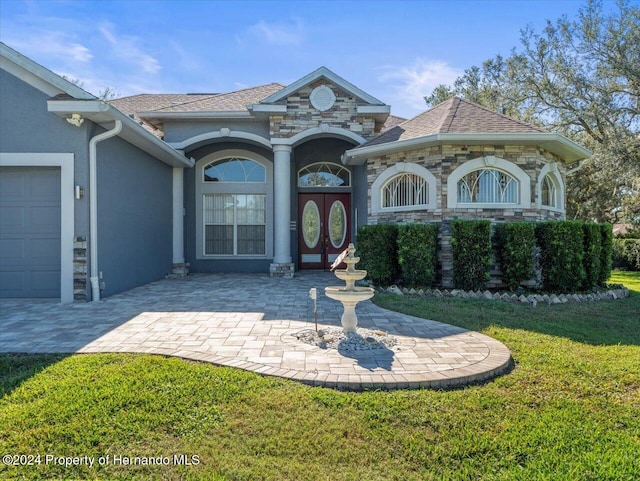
[0,166,61,298]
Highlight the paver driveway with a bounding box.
[0,272,512,390]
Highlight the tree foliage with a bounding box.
[425,0,640,224]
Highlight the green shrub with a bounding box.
[598,223,613,283]
[583,223,603,289]
[535,221,585,292]
[494,222,536,290]
[397,223,439,287]
[356,224,399,285]
[612,239,640,271]
[451,220,492,290]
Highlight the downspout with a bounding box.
[89,120,122,301]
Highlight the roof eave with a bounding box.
[344,133,592,165]
[138,110,254,121]
[47,99,194,168]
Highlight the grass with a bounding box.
[0,272,638,480]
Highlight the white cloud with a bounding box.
[99,24,161,74]
[6,31,92,63]
[378,59,462,117]
[240,18,305,47]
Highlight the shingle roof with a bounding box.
[365,97,546,147]
[380,114,406,133]
[109,94,216,136]
[150,83,285,112]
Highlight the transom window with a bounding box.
[204,194,266,255]
[457,169,519,204]
[541,174,558,208]
[382,173,429,208]
[298,162,350,187]
[204,157,265,182]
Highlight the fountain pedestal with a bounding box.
[324,243,374,333]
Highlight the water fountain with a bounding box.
[324,243,375,333]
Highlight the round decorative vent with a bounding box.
[309,85,336,111]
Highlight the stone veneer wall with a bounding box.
[366,144,567,288]
[269,80,378,140]
[73,235,87,301]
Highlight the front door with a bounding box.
[298,193,350,269]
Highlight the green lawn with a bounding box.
[0,272,638,480]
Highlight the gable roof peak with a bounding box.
[260,66,387,106]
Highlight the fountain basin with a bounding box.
[325,286,374,303]
[333,269,367,284]
[325,286,375,333]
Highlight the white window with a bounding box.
[298,162,350,187]
[204,194,266,255]
[457,169,519,204]
[447,156,531,209]
[537,162,564,213]
[196,150,273,259]
[541,175,557,208]
[371,162,437,213]
[382,173,429,208]
[204,157,265,183]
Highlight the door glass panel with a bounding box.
[328,200,347,248]
[302,200,321,249]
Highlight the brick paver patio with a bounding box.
[0,272,512,390]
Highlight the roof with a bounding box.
[140,83,285,113]
[110,94,216,136]
[380,114,406,133]
[365,97,545,147]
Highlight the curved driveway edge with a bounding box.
[0,272,512,391]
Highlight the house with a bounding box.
[0,42,591,301]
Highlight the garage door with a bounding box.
[0,166,61,298]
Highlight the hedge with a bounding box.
[397,223,439,287]
[535,221,585,292]
[494,222,536,290]
[613,239,640,271]
[583,222,603,289]
[356,224,398,285]
[451,220,492,290]
[598,223,613,283]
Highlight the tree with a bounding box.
[425,0,640,224]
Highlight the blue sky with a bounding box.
[0,0,609,118]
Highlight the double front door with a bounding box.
[298,193,350,269]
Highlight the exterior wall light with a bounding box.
[66,113,84,127]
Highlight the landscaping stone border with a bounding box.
[378,285,630,306]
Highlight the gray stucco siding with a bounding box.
[0,68,91,239]
[96,136,173,296]
[163,119,271,145]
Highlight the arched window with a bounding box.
[298,162,350,187]
[457,169,519,204]
[203,157,265,182]
[382,173,429,208]
[537,163,564,213]
[371,162,437,213]
[447,156,531,209]
[196,150,272,259]
[541,174,558,208]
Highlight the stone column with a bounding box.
[171,167,188,276]
[271,144,294,277]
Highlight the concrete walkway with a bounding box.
[0,272,512,390]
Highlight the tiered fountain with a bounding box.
[324,243,375,333]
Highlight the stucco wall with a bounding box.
[97,136,173,296]
[0,68,92,299]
